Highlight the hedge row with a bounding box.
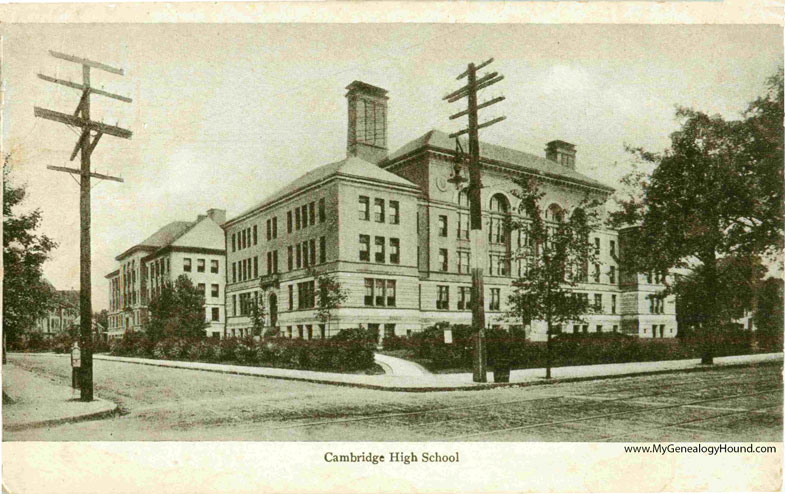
[10,331,110,354]
[387,323,776,371]
[109,327,377,372]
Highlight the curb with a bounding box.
[4,401,120,432]
[10,352,782,393]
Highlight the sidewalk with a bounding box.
[10,351,782,392]
[3,362,119,432]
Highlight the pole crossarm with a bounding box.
[450,96,505,120]
[458,58,494,80]
[47,165,124,183]
[49,50,124,75]
[34,107,132,139]
[446,75,505,103]
[449,116,507,139]
[443,72,499,101]
[38,74,133,103]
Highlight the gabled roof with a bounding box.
[116,221,195,260]
[383,129,614,192]
[228,155,418,225]
[57,290,80,308]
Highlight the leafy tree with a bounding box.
[508,177,601,378]
[2,156,58,360]
[146,274,207,342]
[314,272,348,338]
[753,277,784,347]
[249,289,268,337]
[672,254,767,334]
[94,309,109,331]
[610,71,784,364]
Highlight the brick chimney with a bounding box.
[206,208,226,225]
[346,81,389,164]
[546,140,576,169]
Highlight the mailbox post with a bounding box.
[71,342,81,389]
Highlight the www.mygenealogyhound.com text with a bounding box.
[624,444,777,455]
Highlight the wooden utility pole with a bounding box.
[444,58,505,383]
[35,51,132,401]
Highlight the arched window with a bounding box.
[490,194,509,213]
[546,203,564,222]
[457,189,469,208]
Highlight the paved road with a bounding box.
[4,354,781,442]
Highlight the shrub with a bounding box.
[218,338,238,362]
[235,338,257,365]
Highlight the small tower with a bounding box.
[346,81,389,164]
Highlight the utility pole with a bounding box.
[35,51,132,401]
[444,58,505,383]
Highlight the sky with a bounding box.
[2,23,782,311]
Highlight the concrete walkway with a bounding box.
[374,353,430,376]
[10,351,782,392]
[3,362,119,431]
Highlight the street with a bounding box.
[4,354,782,442]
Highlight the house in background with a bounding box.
[106,209,227,340]
[221,80,678,342]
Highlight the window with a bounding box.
[458,286,471,310]
[232,262,236,283]
[438,215,448,237]
[211,284,219,298]
[594,294,603,312]
[439,249,448,272]
[303,241,310,268]
[594,264,601,283]
[389,238,400,264]
[458,213,469,239]
[359,196,370,220]
[253,225,258,245]
[374,236,385,263]
[184,258,192,272]
[211,307,220,321]
[646,272,653,284]
[309,202,315,226]
[266,219,272,241]
[309,239,315,266]
[318,198,326,223]
[596,325,603,334]
[613,325,619,333]
[288,285,293,310]
[594,238,601,256]
[374,198,385,222]
[232,233,236,252]
[386,280,396,307]
[364,279,374,306]
[389,201,399,224]
[458,251,470,274]
[609,266,616,285]
[437,286,450,310]
[610,240,616,258]
[359,235,370,261]
[273,250,279,273]
[296,243,302,268]
[287,211,293,233]
[375,279,386,306]
[288,246,293,271]
[197,259,205,273]
[490,288,500,311]
[272,217,278,239]
[611,294,617,314]
[198,283,206,297]
[211,260,219,274]
[302,205,309,228]
[267,252,273,274]
[232,294,236,316]
[320,236,326,264]
[297,281,315,309]
[295,208,301,230]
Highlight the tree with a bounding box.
[249,289,268,337]
[610,70,784,364]
[508,177,601,378]
[2,155,58,360]
[94,309,109,331]
[314,272,348,338]
[672,254,767,334]
[753,277,784,348]
[146,274,207,341]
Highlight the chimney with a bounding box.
[206,208,226,225]
[197,214,207,223]
[346,81,389,164]
[546,140,576,169]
